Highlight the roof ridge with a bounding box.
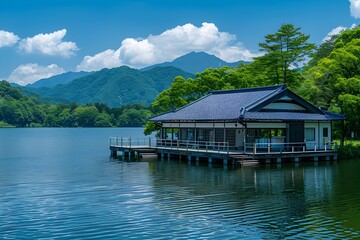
[210,84,285,95]
[243,85,286,111]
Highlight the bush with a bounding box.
[338,144,360,160]
[0,121,14,128]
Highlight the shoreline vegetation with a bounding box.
[0,81,151,128]
[1,24,360,159]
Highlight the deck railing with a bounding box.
[110,137,337,154]
[110,137,157,148]
[156,139,230,154]
[244,141,337,154]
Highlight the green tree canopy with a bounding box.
[256,24,315,87]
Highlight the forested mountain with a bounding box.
[28,71,92,88]
[24,66,193,107]
[0,80,152,128]
[142,52,247,74]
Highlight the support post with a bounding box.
[223,158,228,166]
[111,150,117,157]
[314,156,318,162]
[277,157,282,164]
[294,157,300,163]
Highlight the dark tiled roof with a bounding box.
[244,112,342,121]
[149,85,344,122]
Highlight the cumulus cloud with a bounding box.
[7,63,65,86]
[0,30,20,47]
[350,0,360,18]
[322,24,357,42]
[76,49,121,72]
[76,22,257,72]
[18,29,78,57]
[322,26,347,42]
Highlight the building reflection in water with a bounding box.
[147,160,359,239]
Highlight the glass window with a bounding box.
[305,128,315,141]
[215,129,225,142]
[173,128,179,140]
[323,127,328,138]
[226,129,236,146]
[187,129,195,141]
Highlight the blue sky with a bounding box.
[0,0,359,85]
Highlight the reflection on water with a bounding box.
[0,128,359,239]
[149,160,360,239]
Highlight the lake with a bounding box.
[0,128,360,239]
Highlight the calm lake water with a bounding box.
[0,128,360,239]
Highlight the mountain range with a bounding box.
[25,66,193,107]
[21,52,247,107]
[27,71,92,88]
[142,52,246,74]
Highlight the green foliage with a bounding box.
[0,80,152,128]
[304,34,338,70]
[338,143,360,160]
[256,24,315,88]
[0,120,14,128]
[300,27,360,145]
[0,81,45,127]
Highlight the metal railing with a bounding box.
[156,139,230,154]
[110,137,157,148]
[244,141,337,154]
[110,137,337,155]
[110,137,230,154]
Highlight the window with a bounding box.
[305,128,315,141]
[226,129,236,146]
[323,127,328,138]
[215,129,225,142]
[246,128,286,143]
[173,128,179,140]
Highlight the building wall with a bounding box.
[161,121,332,150]
[304,121,331,150]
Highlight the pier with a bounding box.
[110,137,338,167]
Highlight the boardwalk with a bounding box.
[110,137,338,166]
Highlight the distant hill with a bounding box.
[24,66,193,107]
[143,52,248,74]
[27,71,92,88]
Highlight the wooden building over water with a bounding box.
[111,85,344,165]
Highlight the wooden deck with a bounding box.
[110,137,338,166]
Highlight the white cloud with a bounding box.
[76,49,121,72]
[7,63,65,86]
[0,30,19,47]
[322,24,357,42]
[76,22,257,72]
[18,29,78,57]
[350,0,360,18]
[322,26,347,42]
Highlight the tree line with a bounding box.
[0,80,151,128]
